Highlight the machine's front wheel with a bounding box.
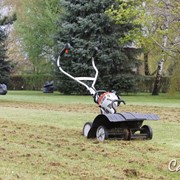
[140,125,153,140]
[96,126,108,142]
[83,122,92,137]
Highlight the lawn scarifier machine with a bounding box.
[57,44,159,142]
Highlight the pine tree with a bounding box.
[0,14,14,85]
[56,0,141,94]
[0,26,11,84]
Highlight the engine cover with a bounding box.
[98,92,119,114]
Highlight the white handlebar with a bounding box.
[57,55,98,95]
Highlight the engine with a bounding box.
[97,91,120,114]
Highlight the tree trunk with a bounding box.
[144,52,150,75]
[152,1,170,95]
[152,59,164,95]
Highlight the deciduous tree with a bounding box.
[3,0,62,74]
[108,0,180,95]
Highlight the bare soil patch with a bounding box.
[0,101,179,123]
[0,119,169,179]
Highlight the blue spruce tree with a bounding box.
[56,0,141,94]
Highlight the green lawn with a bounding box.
[0,91,179,179]
[1,90,180,107]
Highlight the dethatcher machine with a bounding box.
[57,44,159,142]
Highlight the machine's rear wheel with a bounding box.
[123,128,131,140]
[96,126,108,142]
[140,125,153,140]
[83,122,92,137]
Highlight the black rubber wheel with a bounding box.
[82,122,92,137]
[123,128,131,140]
[96,126,108,142]
[140,125,153,140]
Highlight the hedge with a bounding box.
[9,74,170,93]
[137,76,170,93]
[9,74,54,90]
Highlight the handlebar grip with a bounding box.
[60,43,71,56]
[112,99,126,106]
[121,100,126,105]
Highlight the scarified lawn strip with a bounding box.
[0,102,179,123]
[0,92,179,179]
[0,118,179,179]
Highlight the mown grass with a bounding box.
[1,90,180,107]
[0,91,179,180]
